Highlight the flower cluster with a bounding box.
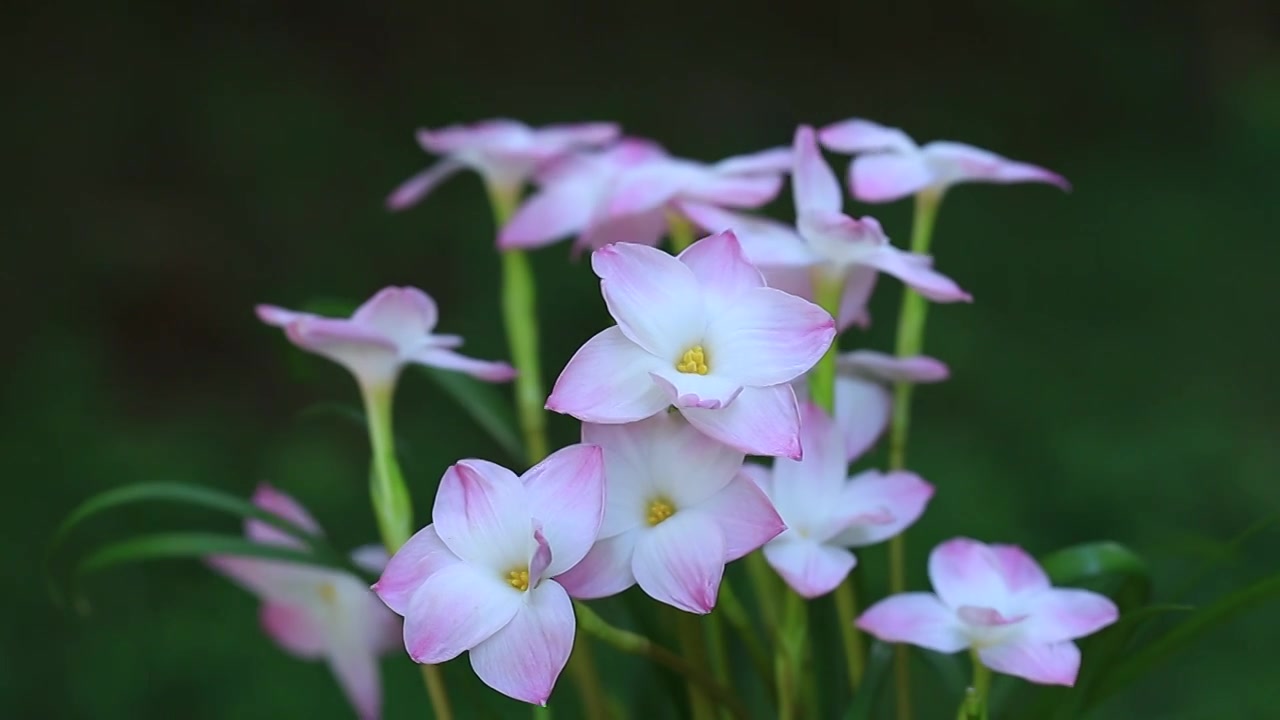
[204,115,1113,718]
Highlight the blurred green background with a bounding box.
[6,0,1278,717]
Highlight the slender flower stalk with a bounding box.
[885,187,943,720]
[676,610,717,720]
[667,211,696,254]
[964,650,992,720]
[360,383,412,550]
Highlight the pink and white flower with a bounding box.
[386,119,620,210]
[683,127,970,330]
[746,402,933,598]
[857,538,1119,686]
[835,351,949,461]
[257,286,516,390]
[818,118,1070,203]
[545,231,836,459]
[208,485,400,720]
[500,142,791,254]
[556,413,784,613]
[373,445,606,705]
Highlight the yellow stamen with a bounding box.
[506,569,530,592]
[676,345,709,375]
[317,582,338,604]
[647,498,676,526]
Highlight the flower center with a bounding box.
[676,345,709,375]
[506,569,530,592]
[647,498,676,526]
[316,581,338,604]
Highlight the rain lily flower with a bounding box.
[500,142,792,254]
[208,484,401,720]
[545,231,836,458]
[386,119,620,210]
[556,412,784,613]
[682,126,970,330]
[746,402,933,598]
[257,286,516,391]
[835,351,949,460]
[857,538,1119,686]
[818,117,1070,203]
[372,445,606,705]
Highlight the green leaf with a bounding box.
[1088,572,1280,707]
[844,641,893,720]
[77,531,336,575]
[420,366,525,462]
[1039,541,1151,607]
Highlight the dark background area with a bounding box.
[5,1,1278,718]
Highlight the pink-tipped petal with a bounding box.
[326,621,385,720]
[764,539,856,599]
[554,530,639,599]
[978,640,1082,686]
[681,384,802,459]
[1022,589,1119,644]
[260,602,327,659]
[705,288,835,387]
[605,161,695,216]
[433,461,531,568]
[403,562,520,664]
[374,525,460,615]
[837,264,878,330]
[863,247,972,303]
[923,141,1070,191]
[690,473,785,562]
[469,580,576,705]
[792,126,843,215]
[990,544,1052,594]
[413,348,517,382]
[838,351,950,384]
[246,483,323,548]
[834,376,892,462]
[545,326,668,424]
[832,471,935,547]
[591,243,704,357]
[522,444,606,576]
[386,159,465,211]
[256,304,311,327]
[632,513,726,613]
[683,173,784,209]
[285,317,401,384]
[352,287,439,340]
[677,202,816,270]
[929,538,1013,610]
[818,118,917,154]
[857,592,970,653]
[677,230,766,303]
[499,179,597,249]
[711,146,794,175]
[350,545,390,575]
[529,526,553,584]
[577,207,670,254]
[536,121,622,148]
[851,153,935,203]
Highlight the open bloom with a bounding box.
[835,351,949,460]
[556,412,784,612]
[746,402,933,598]
[819,118,1070,203]
[386,119,620,210]
[683,126,969,330]
[545,231,835,458]
[258,286,515,390]
[500,142,791,254]
[858,538,1119,686]
[208,485,400,720]
[373,446,605,705]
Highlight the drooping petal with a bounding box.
[591,242,704,358]
[929,538,1013,611]
[403,562,521,663]
[545,326,669,424]
[857,592,970,653]
[499,178,598,249]
[535,122,622,150]
[285,317,401,385]
[763,539,856,599]
[386,158,466,210]
[923,141,1070,191]
[326,614,386,720]
[412,348,517,382]
[374,525,461,615]
[470,580,576,705]
[260,602,327,659]
[245,483,323,548]
[792,125,843,216]
[605,160,699,216]
[432,460,532,569]
[704,287,835,387]
[554,529,640,599]
[632,513,726,613]
[576,207,670,254]
[650,369,744,410]
[830,471,935,547]
[834,375,892,462]
[838,351,950,384]
[1021,589,1119,644]
[710,146,794,175]
[529,527,553,584]
[677,231,766,306]
[990,544,1052,595]
[818,118,918,154]
[256,304,311,327]
[850,153,935,203]
[682,173,783,208]
[352,286,439,345]
[688,473,785,561]
[861,247,972,303]
[207,555,332,606]
[677,202,816,268]
[521,444,606,576]
[977,640,1081,686]
[681,384,802,459]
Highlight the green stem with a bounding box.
[719,579,773,688]
[705,613,732,718]
[775,590,810,720]
[575,602,750,720]
[746,552,780,642]
[957,651,991,720]
[418,664,454,720]
[667,211,695,254]
[887,187,943,720]
[677,611,717,720]
[567,630,608,719]
[832,582,865,691]
[807,269,843,415]
[533,706,552,720]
